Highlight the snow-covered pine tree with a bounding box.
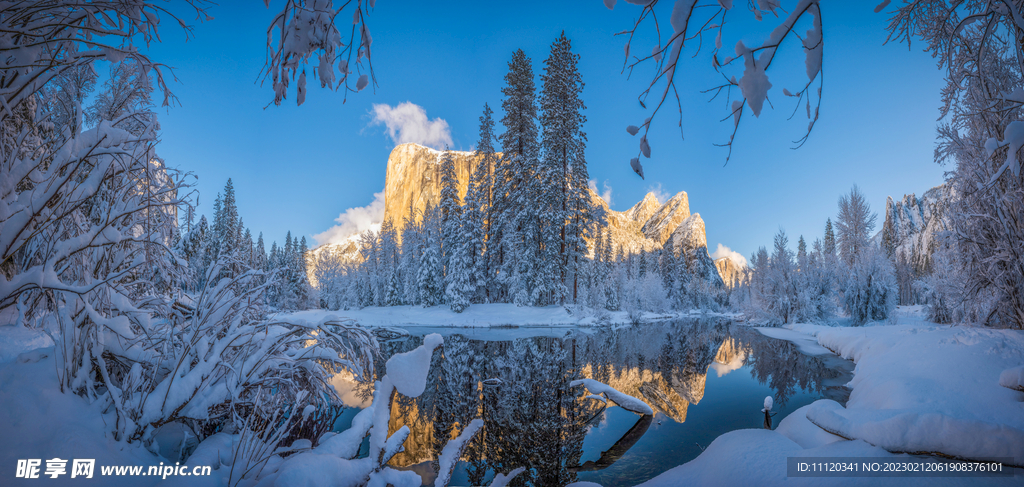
[797,235,807,271]
[255,233,267,271]
[220,179,240,258]
[399,202,423,305]
[468,104,497,302]
[823,218,837,258]
[418,235,442,307]
[438,147,462,295]
[539,32,600,305]
[498,49,542,306]
[844,244,897,325]
[378,219,399,307]
[446,225,474,313]
[881,198,897,258]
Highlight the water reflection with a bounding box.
[334,319,851,486]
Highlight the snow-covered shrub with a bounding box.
[54,261,379,446]
[843,245,897,325]
[621,273,669,315]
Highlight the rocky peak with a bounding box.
[625,192,661,223]
[670,213,707,257]
[670,213,724,288]
[642,192,691,245]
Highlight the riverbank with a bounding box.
[635,308,1024,486]
[281,303,739,327]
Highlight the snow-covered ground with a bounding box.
[636,306,1024,486]
[281,303,737,327]
[0,327,163,486]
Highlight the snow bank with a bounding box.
[0,348,163,486]
[0,325,53,363]
[999,365,1024,392]
[786,322,1024,466]
[805,399,1024,464]
[570,378,654,415]
[282,304,734,328]
[774,403,844,449]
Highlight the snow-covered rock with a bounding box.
[641,191,690,245]
[875,184,951,269]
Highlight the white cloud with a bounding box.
[588,179,613,205]
[710,243,748,268]
[370,102,453,149]
[646,182,671,204]
[313,191,385,246]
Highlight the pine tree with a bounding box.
[418,236,442,307]
[208,193,223,261]
[881,197,897,258]
[823,218,837,257]
[220,179,239,257]
[797,235,807,270]
[468,104,497,302]
[438,147,462,289]
[497,49,541,306]
[539,32,599,305]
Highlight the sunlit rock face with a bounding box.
[581,364,692,423]
[642,192,690,246]
[714,257,747,289]
[589,190,660,256]
[625,192,662,225]
[382,143,488,229]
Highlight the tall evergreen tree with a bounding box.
[881,197,897,258]
[220,179,239,256]
[438,147,462,288]
[823,218,837,257]
[256,233,267,269]
[469,104,497,302]
[497,49,542,306]
[797,235,808,270]
[538,32,600,305]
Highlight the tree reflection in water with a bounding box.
[336,318,850,486]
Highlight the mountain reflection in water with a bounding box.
[330,318,852,487]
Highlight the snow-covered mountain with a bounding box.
[321,142,726,286]
[874,184,952,272]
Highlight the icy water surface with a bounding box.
[331,318,853,487]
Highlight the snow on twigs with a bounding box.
[435,419,483,487]
[488,467,526,487]
[386,333,443,397]
[570,378,654,415]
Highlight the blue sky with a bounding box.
[146,1,947,262]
